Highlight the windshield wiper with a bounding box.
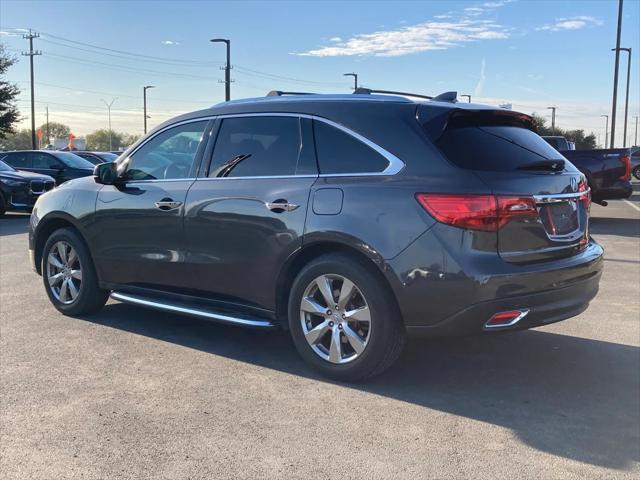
[517,159,565,172]
[214,153,252,177]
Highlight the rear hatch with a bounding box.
[423,108,590,264]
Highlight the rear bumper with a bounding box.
[592,180,633,201]
[406,270,600,336]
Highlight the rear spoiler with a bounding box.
[419,107,535,141]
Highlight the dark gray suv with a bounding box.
[28,92,603,381]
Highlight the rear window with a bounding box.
[436,126,566,172]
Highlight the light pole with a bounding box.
[612,47,631,147]
[143,85,155,134]
[601,114,609,148]
[634,115,639,146]
[101,97,118,151]
[547,106,557,135]
[210,38,231,101]
[610,0,624,148]
[343,72,358,90]
[460,94,471,103]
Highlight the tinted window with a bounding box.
[2,152,31,168]
[123,121,208,181]
[437,126,566,172]
[209,116,302,177]
[77,153,102,165]
[53,152,95,169]
[313,121,389,174]
[0,160,15,172]
[32,152,59,169]
[97,152,118,162]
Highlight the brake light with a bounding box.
[578,180,591,209]
[619,155,631,181]
[416,194,537,232]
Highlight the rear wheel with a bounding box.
[288,254,405,381]
[42,228,108,315]
[0,193,6,216]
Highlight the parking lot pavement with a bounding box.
[1,190,638,480]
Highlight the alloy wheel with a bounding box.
[299,274,371,364]
[46,241,83,304]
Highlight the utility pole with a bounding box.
[601,114,609,147]
[547,106,557,135]
[634,115,639,146]
[101,98,118,150]
[460,94,471,103]
[45,105,50,146]
[612,47,632,147]
[210,38,231,101]
[610,0,624,148]
[343,72,358,90]
[22,29,41,150]
[143,85,155,134]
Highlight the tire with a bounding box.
[288,254,406,381]
[41,227,109,316]
[0,193,6,216]
[633,165,640,181]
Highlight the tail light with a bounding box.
[485,309,529,329]
[619,155,631,181]
[578,179,591,209]
[415,194,537,232]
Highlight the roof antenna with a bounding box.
[432,91,458,103]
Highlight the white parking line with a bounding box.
[623,199,640,212]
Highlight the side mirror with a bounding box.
[94,161,119,185]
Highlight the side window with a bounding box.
[313,121,389,175]
[123,120,208,181]
[3,152,31,168]
[32,153,59,169]
[208,116,303,178]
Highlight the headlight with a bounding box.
[3,178,28,187]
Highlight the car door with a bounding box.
[183,114,318,311]
[30,152,66,184]
[89,118,213,289]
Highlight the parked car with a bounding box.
[74,151,119,165]
[0,150,94,186]
[542,136,632,204]
[28,92,603,381]
[543,136,575,151]
[0,160,55,216]
[631,147,640,180]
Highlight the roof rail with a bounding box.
[353,88,433,100]
[266,90,316,97]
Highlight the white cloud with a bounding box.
[161,40,180,45]
[329,37,342,42]
[464,7,485,16]
[537,16,603,32]
[474,58,486,96]
[296,20,510,57]
[0,31,18,37]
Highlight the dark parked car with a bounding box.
[0,150,94,185]
[542,136,632,204]
[0,160,55,215]
[74,151,119,165]
[28,92,603,380]
[631,147,640,180]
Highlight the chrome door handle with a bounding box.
[265,200,299,212]
[154,200,183,211]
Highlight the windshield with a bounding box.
[0,160,15,172]
[54,152,95,169]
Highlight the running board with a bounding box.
[110,292,276,329]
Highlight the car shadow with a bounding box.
[590,217,640,238]
[0,214,30,237]
[84,303,639,471]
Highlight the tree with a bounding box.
[0,44,20,139]
[86,129,124,151]
[37,121,71,144]
[0,128,32,150]
[122,133,141,148]
[531,113,597,150]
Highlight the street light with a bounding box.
[634,115,639,146]
[547,106,557,135]
[101,97,118,151]
[210,38,231,101]
[460,94,471,103]
[343,72,358,90]
[612,47,632,147]
[143,85,155,134]
[601,114,609,148]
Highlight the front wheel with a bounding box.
[42,228,109,315]
[288,254,406,381]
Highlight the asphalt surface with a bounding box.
[1,188,639,479]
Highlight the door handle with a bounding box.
[154,199,183,211]
[265,200,299,212]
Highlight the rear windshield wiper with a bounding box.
[517,159,565,172]
[214,153,252,177]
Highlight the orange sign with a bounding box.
[36,128,43,140]
[68,133,76,150]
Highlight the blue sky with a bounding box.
[1,0,639,146]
